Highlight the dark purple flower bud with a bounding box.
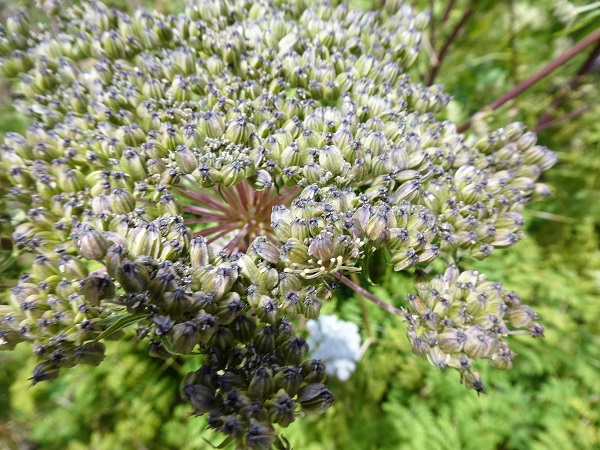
[297,383,335,415]
[245,420,276,450]
[74,342,106,366]
[248,367,274,401]
[266,390,297,427]
[301,359,327,384]
[183,383,216,414]
[281,336,308,365]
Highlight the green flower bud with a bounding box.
[168,321,200,354]
[81,275,115,306]
[75,226,109,261]
[297,383,334,415]
[253,325,277,354]
[248,367,274,401]
[109,188,136,214]
[116,260,150,293]
[214,292,244,325]
[301,359,327,384]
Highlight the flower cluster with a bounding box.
[0,0,555,447]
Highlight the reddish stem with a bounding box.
[183,204,230,219]
[458,27,600,133]
[441,0,456,23]
[197,221,243,238]
[216,185,246,212]
[225,220,255,253]
[184,217,227,224]
[173,186,233,215]
[536,41,600,130]
[336,274,406,318]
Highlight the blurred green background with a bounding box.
[1,0,599,449]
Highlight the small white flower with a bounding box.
[306,315,361,381]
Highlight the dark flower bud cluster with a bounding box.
[0,0,554,447]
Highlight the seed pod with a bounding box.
[253,325,277,354]
[214,292,244,325]
[437,328,467,354]
[297,383,334,415]
[462,370,486,394]
[183,383,215,414]
[29,362,60,386]
[175,145,198,174]
[191,311,216,343]
[301,359,327,384]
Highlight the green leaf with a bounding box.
[202,435,233,449]
[94,313,149,342]
[96,312,130,327]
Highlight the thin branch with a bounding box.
[336,274,406,318]
[536,40,600,130]
[429,0,436,50]
[427,0,476,85]
[441,0,457,23]
[458,27,600,133]
[351,273,372,337]
[534,105,593,133]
